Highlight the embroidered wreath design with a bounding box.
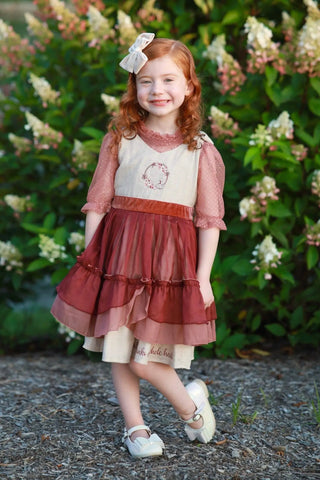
[142,162,169,190]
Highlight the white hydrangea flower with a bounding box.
[249,124,273,147]
[251,235,282,279]
[29,73,60,106]
[0,240,23,271]
[39,234,67,263]
[87,5,114,39]
[101,93,120,112]
[4,194,31,213]
[268,111,294,139]
[251,176,280,201]
[57,323,81,342]
[0,18,11,41]
[25,12,53,42]
[117,10,138,46]
[69,232,85,252]
[244,16,274,50]
[203,35,227,66]
[72,139,95,169]
[25,111,63,148]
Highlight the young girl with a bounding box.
[51,33,226,459]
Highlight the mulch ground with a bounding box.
[1,347,320,480]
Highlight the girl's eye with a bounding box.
[165,78,174,83]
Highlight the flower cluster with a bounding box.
[69,232,85,252]
[249,111,294,147]
[209,106,239,141]
[49,0,87,40]
[244,16,282,74]
[0,19,35,75]
[4,194,32,213]
[117,10,138,47]
[101,93,120,114]
[311,170,320,205]
[295,0,320,77]
[203,35,246,95]
[251,235,282,280]
[290,143,308,162]
[87,5,115,48]
[25,112,63,149]
[73,0,105,15]
[72,139,96,170]
[249,124,273,148]
[39,234,67,263]
[33,0,55,19]
[57,323,82,342]
[25,12,53,45]
[29,73,60,108]
[8,133,32,156]
[240,176,279,222]
[137,0,164,23]
[0,240,23,271]
[304,220,320,247]
[268,111,294,140]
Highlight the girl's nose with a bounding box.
[150,80,163,95]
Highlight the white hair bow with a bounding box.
[119,33,155,74]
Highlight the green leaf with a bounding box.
[27,258,52,272]
[243,147,264,168]
[43,213,57,230]
[307,246,319,270]
[308,98,320,117]
[21,223,52,234]
[267,202,292,218]
[221,9,241,25]
[295,128,317,147]
[49,172,71,189]
[265,323,286,336]
[310,77,320,96]
[54,227,69,245]
[193,0,214,14]
[80,127,105,140]
[231,259,252,276]
[265,66,278,86]
[290,306,304,329]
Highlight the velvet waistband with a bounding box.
[111,196,193,220]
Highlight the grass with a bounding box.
[311,382,320,425]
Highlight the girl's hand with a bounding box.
[198,278,214,308]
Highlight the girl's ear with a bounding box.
[185,81,193,97]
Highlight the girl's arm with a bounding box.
[196,227,220,307]
[85,211,105,247]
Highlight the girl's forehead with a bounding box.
[138,54,184,76]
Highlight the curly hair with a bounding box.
[109,38,203,151]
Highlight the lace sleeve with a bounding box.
[194,141,227,230]
[81,133,118,214]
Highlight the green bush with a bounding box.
[0,0,319,356]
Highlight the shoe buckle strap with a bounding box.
[181,401,205,424]
[123,424,151,441]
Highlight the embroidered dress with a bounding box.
[51,124,226,369]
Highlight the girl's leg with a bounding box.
[129,360,203,429]
[111,363,149,440]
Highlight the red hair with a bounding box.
[109,38,203,150]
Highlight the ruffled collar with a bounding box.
[138,122,183,151]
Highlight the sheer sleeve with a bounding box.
[81,133,119,214]
[194,141,227,230]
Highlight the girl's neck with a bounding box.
[144,116,178,135]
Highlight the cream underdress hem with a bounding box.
[83,325,194,370]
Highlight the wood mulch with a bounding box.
[0,347,320,480]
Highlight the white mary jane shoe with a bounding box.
[122,425,164,458]
[183,379,216,444]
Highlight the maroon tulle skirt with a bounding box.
[51,206,216,346]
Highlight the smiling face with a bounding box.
[136,55,191,131]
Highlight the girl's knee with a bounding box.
[129,359,151,380]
